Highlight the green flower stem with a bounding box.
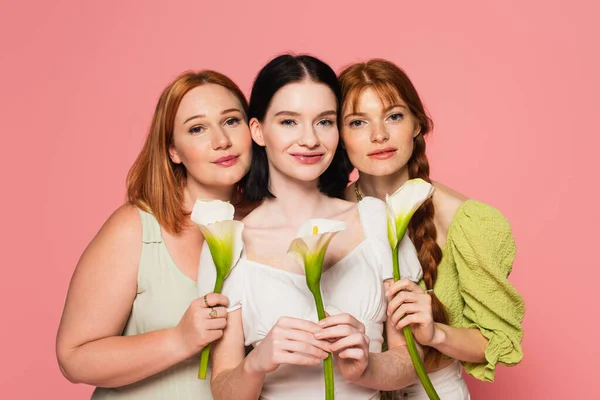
[392,246,440,400]
[198,345,211,379]
[310,289,335,400]
[198,276,225,379]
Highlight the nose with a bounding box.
[297,125,320,149]
[211,126,232,150]
[370,122,389,143]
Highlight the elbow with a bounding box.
[57,348,84,384]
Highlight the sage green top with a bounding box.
[423,199,524,382]
[91,209,213,399]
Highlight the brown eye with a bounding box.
[225,118,241,127]
[280,119,297,126]
[189,126,204,134]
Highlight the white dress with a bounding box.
[198,197,422,400]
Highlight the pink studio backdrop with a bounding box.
[1,0,598,398]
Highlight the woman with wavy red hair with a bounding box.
[338,59,524,399]
[56,70,252,399]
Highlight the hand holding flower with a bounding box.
[191,199,244,379]
[386,278,440,347]
[245,317,331,375]
[316,313,369,382]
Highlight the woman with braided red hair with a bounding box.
[338,59,525,399]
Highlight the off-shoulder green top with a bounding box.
[421,199,524,382]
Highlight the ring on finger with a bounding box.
[209,308,218,319]
[203,294,209,307]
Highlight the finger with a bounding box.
[204,317,227,330]
[387,291,420,316]
[280,340,329,359]
[390,303,421,326]
[330,332,368,353]
[383,279,393,292]
[338,348,365,360]
[315,324,357,341]
[203,306,228,319]
[318,314,364,331]
[395,314,418,331]
[285,329,331,353]
[273,351,322,367]
[199,293,230,308]
[277,316,322,334]
[386,278,424,297]
[205,329,224,343]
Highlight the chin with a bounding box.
[288,168,326,182]
[214,168,247,185]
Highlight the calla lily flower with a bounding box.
[385,179,440,400]
[191,199,244,379]
[386,178,436,251]
[288,218,345,400]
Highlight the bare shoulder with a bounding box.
[240,203,267,228]
[77,203,143,274]
[330,196,358,216]
[431,182,469,235]
[95,203,143,243]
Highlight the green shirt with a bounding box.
[422,199,524,382]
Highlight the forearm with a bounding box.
[58,328,191,387]
[211,352,266,400]
[355,345,421,391]
[430,323,487,363]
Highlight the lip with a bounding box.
[289,152,325,165]
[367,148,397,160]
[213,154,239,167]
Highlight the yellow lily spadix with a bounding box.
[288,218,346,400]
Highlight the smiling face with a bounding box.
[341,87,421,178]
[250,79,339,184]
[169,83,252,188]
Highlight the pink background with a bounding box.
[2,0,598,398]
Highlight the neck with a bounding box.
[265,166,326,226]
[357,167,411,201]
[182,178,235,213]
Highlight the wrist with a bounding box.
[243,349,267,379]
[167,327,196,359]
[429,322,447,348]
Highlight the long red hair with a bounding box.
[339,60,448,362]
[126,71,248,234]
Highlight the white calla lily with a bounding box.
[386,178,435,249]
[191,199,235,226]
[384,179,440,400]
[191,199,244,379]
[287,218,345,400]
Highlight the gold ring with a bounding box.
[209,308,218,319]
[203,294,209,307]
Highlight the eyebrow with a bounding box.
[344,104,408,120]
[183,108,243,124]
[274,110,337,119]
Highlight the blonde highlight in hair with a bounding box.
[126,71,248,234]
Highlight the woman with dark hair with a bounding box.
[210,54,424,399]
[56,70,252,399]
[339,59,525,399]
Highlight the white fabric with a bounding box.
[395,361,470,399]
[197,197,423,399]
